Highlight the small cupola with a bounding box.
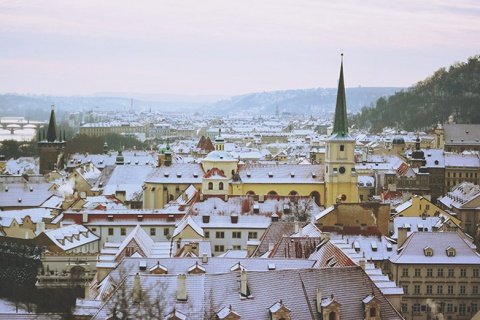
[269,300,291,320]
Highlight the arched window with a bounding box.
[288,191,298,196]
[208,182,213,190]
[329,311,336,320]
[219,182,224,190]
[370,307,376,317]
[169,194,174,201]
[267,190,278,196]
[246,191,255,195]
[310,191,321,206]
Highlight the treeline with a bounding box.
[351,55,480,133]
[0,242,42,312]
[65,133,149,155]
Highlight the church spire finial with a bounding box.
[332,53,349,137]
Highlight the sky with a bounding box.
[1,0,479,97]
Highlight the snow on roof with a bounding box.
[173,216,204,238]
[315,205,335,221]
[145,163,204,183]
[101,165,153,201]
[390,232,480,265]
[114,225,155,260]
[0,207,55,224]
[43,224,99,251]
[444,153,480,167]
[237,163,324,184]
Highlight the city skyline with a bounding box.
[1,0,479,96]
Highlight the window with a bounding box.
[91,228,97,232]
[232,231,241,239]
[414,285,421,294]
[460,268,467,277]
[219,182,224,190]
[163,228,169,236]
[233,245,241,250]
[437,285,443,294]
[248,231,258,240]
[473,285,479,294]
[208,182,213,190]
[427,268,433,277]
[426,204,430,210]
[459,303,466,315]
[369,308,376,317]
[426,285,433,294]
[447,285,454,294]
[402,284,409,294]
[446,303,453,313]
[414,268,421,277]
[473,303,478,314]
[120,228,126,236]
[340,145,345,151]
[149,228,156,236]
[204,231,210,239]
[448,268,455,277]
[108,228,114,236]
[437,268,444,277]
[214,245,225,252]
[460,285,466,294]
[413,303,421,314]
[402,268,409,277]
[474,269,479,277]
[216,231,225,239]
[401,303,408,313]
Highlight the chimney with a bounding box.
[295,222,299,234]
[82,212,88,223]
[36,222,45,233]
[299,224,303,237]
[359,259,366,270]
[133,273,141,303]
[268,243,275,251]
[397,227,408,247]
[177,274,187,301]
[316,288,322,312]
[202,253,208,264]
[240,270,248,297]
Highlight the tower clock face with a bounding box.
[339,166,346,174]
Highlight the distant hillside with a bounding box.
[0,94,215,121]
[351,55,480,133]
[206,87,401,116]
[0,87,401,122]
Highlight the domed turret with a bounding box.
[115,148,124,165]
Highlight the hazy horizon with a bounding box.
[1,1,479,96]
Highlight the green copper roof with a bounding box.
[332,55,349,137]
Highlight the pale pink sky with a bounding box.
[0,0,479,96]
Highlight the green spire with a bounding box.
[332,54,349,137]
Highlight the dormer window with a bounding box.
[290,172,295,178]
[446,246,456,257]
[164,172,169,177]
[268,172,274,178]
[176,173,182,178]
[371,242,377,252]
[246,172,251,178]
[108,215,113,221]
[312,172,317,178]
[424,246,434,257]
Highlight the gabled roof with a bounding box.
[114,225,155,260]
[203,167,228,179]
[390,231,480,264]
[172,216,204,238]
[41,224,99,251]
[88,267,402,320]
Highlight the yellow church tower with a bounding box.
[324,54,358,207]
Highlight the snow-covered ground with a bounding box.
[0,298,36,314]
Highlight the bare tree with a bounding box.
[284,197,314,222]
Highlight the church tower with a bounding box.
[38,104,66,174]
[324,54,358,207]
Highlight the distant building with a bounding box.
[38,105,66,174]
